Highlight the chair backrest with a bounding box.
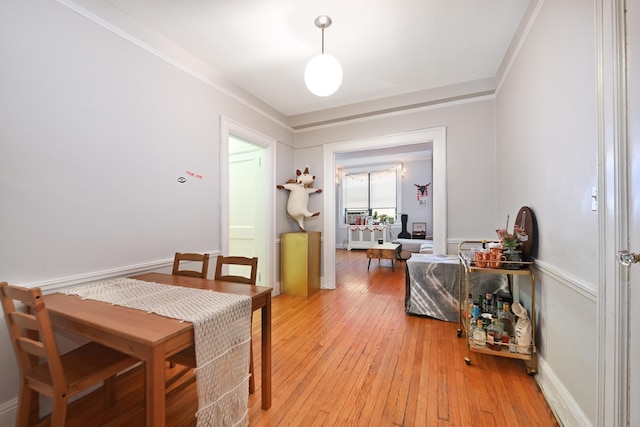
[0,282,66,391]
[214,256,258,285]
[172,252,210,278]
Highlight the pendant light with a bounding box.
[305,15,342,97]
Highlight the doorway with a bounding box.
[322,127,447,289]
[219,117,276,289]
[228,136,265,281]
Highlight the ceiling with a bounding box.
[91,0,531,119]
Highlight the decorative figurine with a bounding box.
[277,166,323,232]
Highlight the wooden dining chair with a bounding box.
[166,256,259,394]
[214,255,258,286]
[0,282,138,427]
[172,252,210,278]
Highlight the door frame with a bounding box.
[322,127,447,289]
[596,0,628,425]
[219,116,276,291]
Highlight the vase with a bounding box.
[504,249,522,269]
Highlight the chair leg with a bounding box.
[16,383,38,427]
[49,395,68,427]
[249,340,255,394]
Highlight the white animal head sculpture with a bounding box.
[296,167,316,186]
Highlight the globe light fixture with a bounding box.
[305,15,342,97]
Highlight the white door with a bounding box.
[626,1,640,424]
[228,136,266,286]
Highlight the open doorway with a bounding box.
[335,144,433,249]
[219,117,276,289]
[322,127,447,290]
[228,136,265,281]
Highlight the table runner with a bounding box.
[61,278,252,427]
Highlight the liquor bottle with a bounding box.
[483,293,493,314]
[472,319,486,348]
[463,293,473,319]
[480,310,491,328]
[487,316,503,351]
[498,302,515,338]
[495,297,503,316]
[467,304,481,346]
[468,304,480,328]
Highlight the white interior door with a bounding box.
[626,1,639,424]
[228,137,266,286]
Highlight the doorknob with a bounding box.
[616,250,640,266]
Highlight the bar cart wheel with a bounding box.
[457,329,462,337]
[464,357,471,365]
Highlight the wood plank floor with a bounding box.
[43,249,559,426]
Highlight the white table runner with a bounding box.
[61,278,252,427]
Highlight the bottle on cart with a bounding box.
[468,305,478,346]
[463,293,473,318]
[468,303,481,342]
[487,315,504,351]
[498,302,515,337]
[495,297,503,316]
[483,293,494,314]
[472,319,487,348]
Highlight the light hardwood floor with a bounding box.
[39,249,559,426]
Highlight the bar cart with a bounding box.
[457,240,537,375]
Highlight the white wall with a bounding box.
[294,98,499,254]
[0,0,293,415]
[495,0,598,424]
[274,142,296,281]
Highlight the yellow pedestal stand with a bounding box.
[281,232,321,297]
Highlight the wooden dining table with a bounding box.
[44,272,272,427]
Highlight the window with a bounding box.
[343,168,397,223]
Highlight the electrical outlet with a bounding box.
[591,186,598,211]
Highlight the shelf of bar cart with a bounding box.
[457,240,537,375]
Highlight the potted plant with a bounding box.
[496,217,528,269]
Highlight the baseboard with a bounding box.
[0,398,16,427]
[537,356,592,426]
